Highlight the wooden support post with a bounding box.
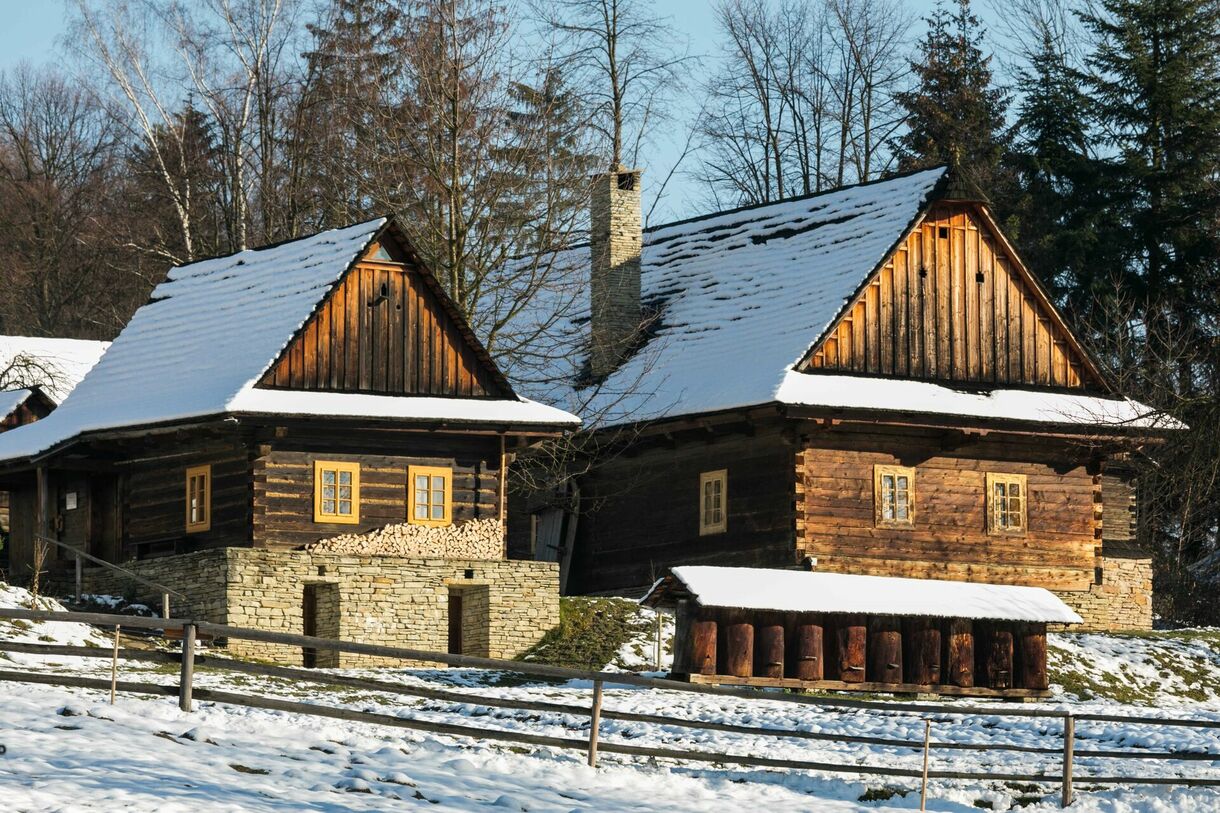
[162,593,170,620]
[867,616,903,684]
[920,719,931,811]
[943,619,974,687]
[179,623,196,712]
[1061,714,1074,808]
[75,554,83,603]
[109,624,121,705]
[720,610,754,678]
[587,679,604,768]
[786,613,824,681]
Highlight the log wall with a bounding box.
[797,425,1098,592]
[568,426,795,595]
[252,432,503,550]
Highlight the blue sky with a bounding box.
[0,0,1007,222]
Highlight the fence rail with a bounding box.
[2,606,1220,808]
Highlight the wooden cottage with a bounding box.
[514,166,1171,631]
[0,219,578,665]
[644,565,1081,697]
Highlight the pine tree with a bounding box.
[891,0,1008,185]
[1080,0,1220,323]
[1007,32,1104,304]
[297,0,407,226]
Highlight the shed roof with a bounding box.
[516,168,1168,432]
[641,566,1083,624]
[0,389,36,422]
[0,219,577,463]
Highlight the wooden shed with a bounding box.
[642,566,1082,698]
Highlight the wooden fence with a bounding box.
[2,606,1220,809]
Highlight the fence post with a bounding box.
[162,592,170,620]
[587,679,604,768]
[109,624,121,705]
[920,719,931,811]
[75,554,82,603]
[1061,714,1075,808]
[179,623,196,712]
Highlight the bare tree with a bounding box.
[0,66,136,338]
[535,0,692,168]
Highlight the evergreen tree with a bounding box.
[1007,32,1105,304]
[297,0,408,226]
[891,0,1008,186]
[1078,0,1220,623]
[1080,0,1220,326]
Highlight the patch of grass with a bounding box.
[518,597,649,671]
[230,763,271,775]
[971,802,994,810]
[858,786,908,802]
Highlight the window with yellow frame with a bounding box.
[185,464,211,532]
[409,465,452,527]
[314,461,360,524]
[874,464,915,528]
[986,472,1027,536]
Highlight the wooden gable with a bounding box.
[258,225,512,398]
[803,203,1107,391]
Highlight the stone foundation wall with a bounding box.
[75,548,559,668]
[1054,555,1153,632]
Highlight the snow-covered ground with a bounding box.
[2,584,1220,812]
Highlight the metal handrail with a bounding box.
[34,534,188,618]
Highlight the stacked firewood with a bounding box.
[306,518,505,560]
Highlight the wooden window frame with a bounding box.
[986,472,1028,536]
[699,469,728,536]
[409,465,453,528]
[874,465,915,528]
[185,464,211,533]
[314,460,361,524]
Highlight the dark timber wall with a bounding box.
[569,426,795,595]
[252,432,503,550]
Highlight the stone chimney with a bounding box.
[589,166,643,380]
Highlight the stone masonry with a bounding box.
[76,548,559,668]
[589,167,643,379]
[1053,555,1153,632]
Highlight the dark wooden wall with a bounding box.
[252,431,503,550]
[258,258,507,398]
[805,204,1103,390]
[568,426,796,595]
[124,443,252,559]
[796,424,1099,591]
[0,393,53,432]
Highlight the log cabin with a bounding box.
[644,566,1081,696]
[0,219,578,665]
[513,166,1172,631]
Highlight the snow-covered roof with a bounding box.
[516,167,1167,431]
[0,389,36,422]
[0,219,577,463]
[0,335,109,403]
[642,566,1083,624]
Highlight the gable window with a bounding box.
[987,473,1027,535]
[874,465,915,528]
[699,470,727,535]
[314,461,360,524]
[409,465,452,527]
[185,465,211,532]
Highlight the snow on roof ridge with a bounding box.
[647,565,1083,624]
